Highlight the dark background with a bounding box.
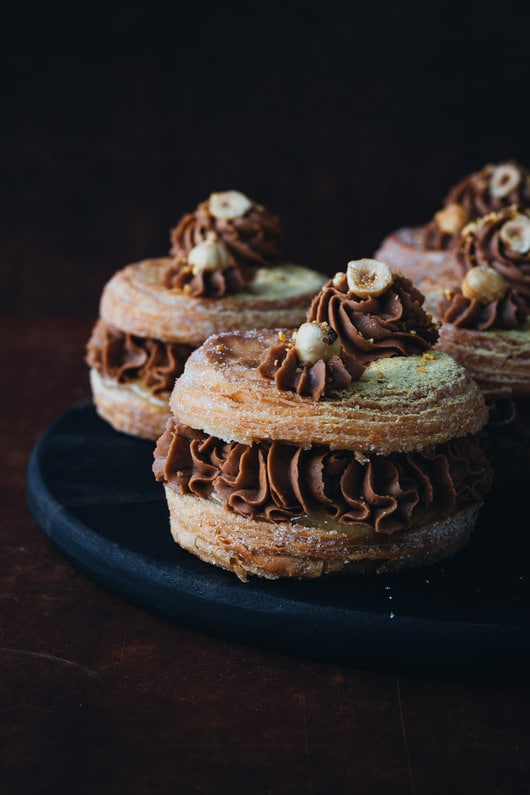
[3,0,530,316]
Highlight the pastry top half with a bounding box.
[170,259,488,455]
[170,328,487,455]
[99,257,326,345]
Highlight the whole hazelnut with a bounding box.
[461,266,507,304]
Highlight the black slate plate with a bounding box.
[26,400,530,676]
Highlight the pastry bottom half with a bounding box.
[162,486,481,581]
[89,368,170,440]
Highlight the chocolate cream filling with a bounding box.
[306,271,440,363]
[153,420,492,536]
[86,318,194,396]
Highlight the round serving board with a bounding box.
[26,400,530,675]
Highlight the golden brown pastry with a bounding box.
[375,160,530,301]
[86,191,326,440]
[154,258,492,581]
[436,208,530,481]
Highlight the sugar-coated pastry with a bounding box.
[436,209,530,482]
[375,160,530,301]
[86,191,326,440]
[153,258,492,581]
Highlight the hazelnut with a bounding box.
[499,214,530,254]
[461,266,507,304]
[294,321,340,364]
[434,203,469,235]
[346,259,393,298]
[489,164,521,199]
[208,190,253,220]
[188,234,232,274]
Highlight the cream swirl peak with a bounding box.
[258,259,440,400]
[437,267,528,331]
[306,259,440,363]
[446,161,530,218]
[421,161,530,251]
[456,207,530,308]
[164,190,285,296]
[163,233,247,298]
[258,322,365,400]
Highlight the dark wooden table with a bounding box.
[2,312,529,795]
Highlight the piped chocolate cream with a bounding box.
[438,266,528,331]
[153,421,490,536]
[306,259,440,362]
[445,161,530,218]
[455,207,530,309]
[86,318,194,396]
[420,161,530,252]
[165,190,284,296]
[258,323,365,400]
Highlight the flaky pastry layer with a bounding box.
[437,322,530,399]
[170,329,489,455]
[90,369,170,440]
[99,258,326,344]
[164,487,481,581]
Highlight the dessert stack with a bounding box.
[85,190,326,439]
[153,258,493,580]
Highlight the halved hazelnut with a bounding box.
[188,234,232,274]
[294,321,340,364]
[499,215,530,254]
[346,259,393,298]
[209,190,253,220]
[489,164,521,199]
[434,203,469,235]
[461,266,507,304]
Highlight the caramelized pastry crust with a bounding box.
[99,258,326,345]
[169,329,488,455]
[437,320,530,399]
[161,487,482,581]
